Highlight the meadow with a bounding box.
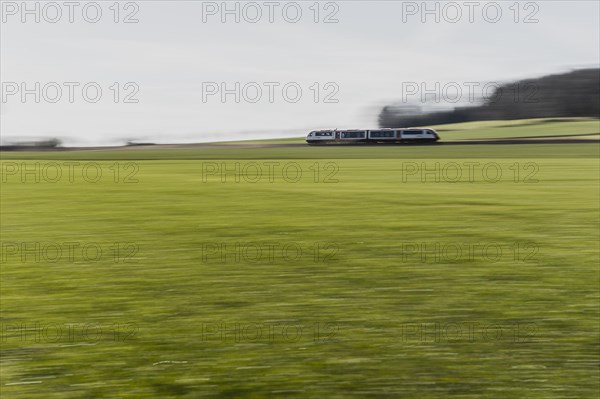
[1,119,599,398]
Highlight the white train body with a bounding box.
[306,128,439,144]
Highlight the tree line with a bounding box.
[378,68,600,128]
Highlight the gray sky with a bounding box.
[1,0,599,145]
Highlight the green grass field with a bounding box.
[1,119,599,398]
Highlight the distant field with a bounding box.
[1,118,598,162]
[1,118,599,398]
[218,118,600,143]
[429,118,600,140]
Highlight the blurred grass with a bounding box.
[0,143,598,161]
[1,119,599,398]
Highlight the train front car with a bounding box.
[399,128,440,143]
[306,130,336,145]
[424,129,440,142]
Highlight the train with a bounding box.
[306,128,439,145]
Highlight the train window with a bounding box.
[403,130,423,135]
[370,131,395,138]
[341,131,365,138]
[315,131,333,137]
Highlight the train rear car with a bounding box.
[306,130,336,144]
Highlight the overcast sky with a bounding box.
[1,0,599,145]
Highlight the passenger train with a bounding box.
[306,128,439,145]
